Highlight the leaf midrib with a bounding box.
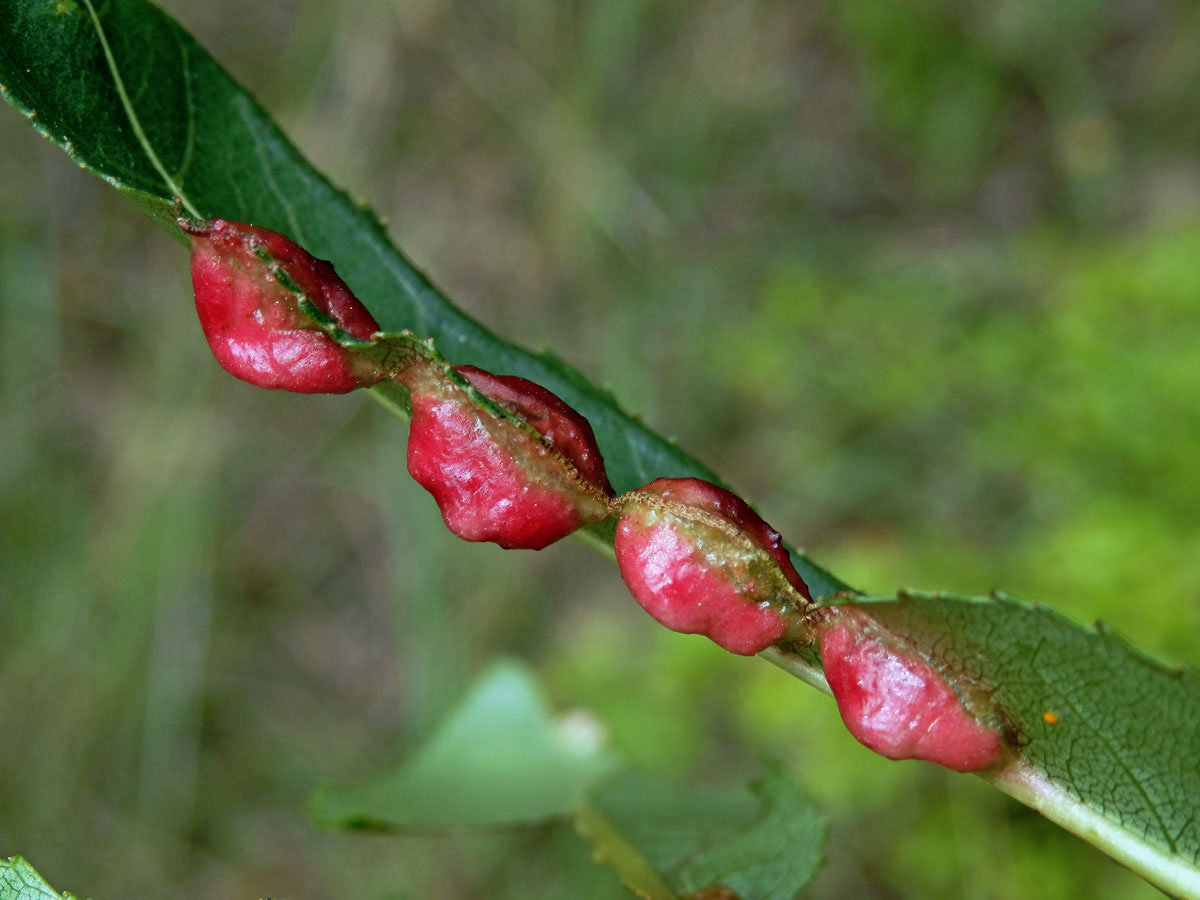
[80,0,201,217]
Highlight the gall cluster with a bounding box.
[183,219,1007,772]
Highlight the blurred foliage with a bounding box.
[310,659,618,831]
[2,0,1198,897]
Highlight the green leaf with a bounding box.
[833,590,1200,899]
[0,0,849,601]
[311,658,617,830]
[0,858,76,900]
[577,765,826,900]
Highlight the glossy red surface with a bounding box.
[185,219,381,393]
[615,513,788,655]
[455,366,613,497]
[820,610,1003,772]
[405,369,612,550]
[614,478,804,655]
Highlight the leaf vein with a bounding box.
[1058,686,1175,853]
[78,0,199,216]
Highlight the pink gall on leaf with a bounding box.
[403,363,615,550]
[818,608,1005,772]
[182,218,383,393]
[614,477,811,656]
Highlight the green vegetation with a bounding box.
[3,1,1199,897]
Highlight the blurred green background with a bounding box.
[3,0,1199,897]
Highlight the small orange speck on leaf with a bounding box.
[1043,711,1058,725]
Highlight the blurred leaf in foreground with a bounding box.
[310,658,617,829]
[577,766,826,900]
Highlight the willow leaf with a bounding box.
[824,591,1200,899]
[0,0,847,598]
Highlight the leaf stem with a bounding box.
[985,762,1200,900]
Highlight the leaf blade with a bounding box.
[0,0,848,599]
[577,766,826,900]
[310,659,618,830]
[834,590,1200,898]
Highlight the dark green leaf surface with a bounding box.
[0,859,73,900]
[835,591,1200,886]
[577,766,826,900]
[310,659,617,829]
[0,0,847,598]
